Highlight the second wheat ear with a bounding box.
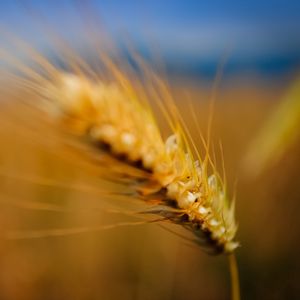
[42,72,239,255]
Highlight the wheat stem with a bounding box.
[229,254,240,300]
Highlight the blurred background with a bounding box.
[0,1,300,299]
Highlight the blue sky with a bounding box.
[1,0,300,78]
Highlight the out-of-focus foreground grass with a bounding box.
[0,80,299,300]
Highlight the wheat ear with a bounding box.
[244,77,300,176]
[29,69,238,255]
[1,39,240,297]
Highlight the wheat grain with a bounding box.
[28,69,238,255]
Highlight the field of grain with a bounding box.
[0,80,299,300]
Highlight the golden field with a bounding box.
[0,80,299,300]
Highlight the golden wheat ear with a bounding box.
[0,29,241,297]
[1,40,239,252]
[1,20,239,250]
[34,58,240,251]
[244,77,300,176]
